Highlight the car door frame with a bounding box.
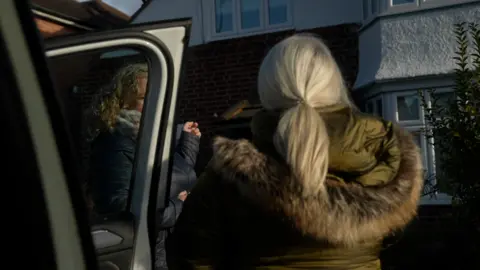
[2,0,191,269]
[1,1,97,270]
[45,20,192,269]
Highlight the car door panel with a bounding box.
[47,21,189,269]
[44,15,190,270]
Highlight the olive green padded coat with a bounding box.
[166,107,424,270]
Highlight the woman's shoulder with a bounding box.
[92,131,136,153]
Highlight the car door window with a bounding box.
[43,22,190,270]
[4,0,190,268]
[48,49,149,216]
[47,45,166,269]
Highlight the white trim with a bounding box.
[423,88,455,202]
[360,0,479,31]
[404,126,429,171]
[265,0,292,28]
[205,0,293,42]
[382,0,477,16]
[389,0,419,12]
[236,0,264,33]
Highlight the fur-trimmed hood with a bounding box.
[210,111,424,247]
[113,109,141,140]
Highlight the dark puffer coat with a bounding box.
[89,110,199,269]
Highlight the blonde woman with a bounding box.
[166,34,424,270]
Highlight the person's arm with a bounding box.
[158,198,183,229]
[175,131,200,168]
[166,168,224,269]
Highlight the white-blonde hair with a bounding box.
[257,34,353,196]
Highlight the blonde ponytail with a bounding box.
[274,103,329,196]
[258,34,353,194]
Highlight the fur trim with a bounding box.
[114,109,141,139]
[211,126,424,247]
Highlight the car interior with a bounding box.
[3,0,190,269]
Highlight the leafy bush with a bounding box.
[420,22,480,227]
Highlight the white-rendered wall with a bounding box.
[355,2,480,89]
[133,0,362,46]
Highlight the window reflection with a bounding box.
[215,0,234,33]
[240,0,261,29]
[392,0,415,5]
[268,0,288,25]
[397,94,420,121]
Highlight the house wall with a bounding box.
[355,1,480,89]
[133,0,362,46]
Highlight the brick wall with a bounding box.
[178,23,360,171]
[35,17,78,38]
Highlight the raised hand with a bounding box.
[183,121,201,137]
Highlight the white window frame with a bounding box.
[206,0,293,41]
[392,90,424,126]
[236,0,265,34]
[387,0,419,13]
[404,126,430,173]
[422,88,454,203]
[421,0,477,9]
[383,0,477,15]
[385,90,452,204]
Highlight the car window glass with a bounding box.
[47,48,149,216]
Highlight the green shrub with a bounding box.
[420,21,479,230]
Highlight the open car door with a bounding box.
[2,1,191,270]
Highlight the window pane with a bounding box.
[268,0,288,25]
[215,0,233,33]
[397,94,420,121]
[375,98,383,117]
[241,0,261,29]
[363,0,369,20]
[392,0,415,5]
[48,48,149,215]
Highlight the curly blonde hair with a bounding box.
[85,63,148,140]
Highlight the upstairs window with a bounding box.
[391,0,415,5]
[211,0,292,39]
